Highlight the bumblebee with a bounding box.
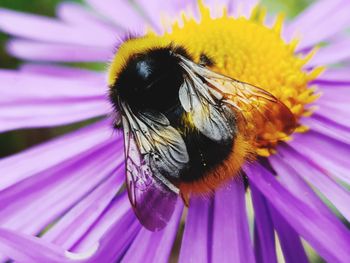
[108,36,296,231]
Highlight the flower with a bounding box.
[0,0,350,262]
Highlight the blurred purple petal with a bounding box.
[250,183,277,263]
[275,145,350,222]
[0,119,117,189]
[302,115,350,145]
[308,38,350,67]
[0,8,116,48]
[179,196,213,263]
[56,2,121,44]
[121,202,183,263]
[315,67,350,84]
[7,39,112,62]
[228,0,259,18]
[137,0,197,33]
[285,0,350,49]
[212,179,255,263]
[0,70,110,131]
[268,205,308,263]
[270,153,343,221]
[288,131,350,185]
[246,164,350,263]
[85,0,146,34]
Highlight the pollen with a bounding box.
[162,3,322,155]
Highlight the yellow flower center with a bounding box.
[108,3,323,157]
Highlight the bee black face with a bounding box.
[112,47,189,112]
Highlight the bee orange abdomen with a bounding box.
[179,133,253,203]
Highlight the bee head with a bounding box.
[112,46,190,113]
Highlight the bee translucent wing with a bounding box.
[120,104,188,231]
[178,56,296,142]
[179,64,236,142]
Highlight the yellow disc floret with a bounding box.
[108,2,322,156]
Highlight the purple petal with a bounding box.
[288,131,350,185]
[302,115,350,145]
[85,0,146,34]
[269,152,343,222]
[268,205,308,263]
[0,127,123,238]
[42,170,124,250]
[285,0,350,49]
[278,144,350,222]
[250,183,277,263]
[56,2,121,44]
[0,138,125,260]
[211,179,255,263]
[70,192,134,253]
[179,195,213,263]
[0,8,116,48]
[179,179,255,263]
[228,0,259,18]
[315,67,350,84]
[7,39,112,62]
[246,164,350,263]
[121,202,183,263]
[136,0,197,33]
[0,119,117,189]
[0,70,110,131]
[0,208,140,263]
[307,38,350,67]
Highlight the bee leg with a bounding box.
[199,53,214,67]
[180,191,190,207]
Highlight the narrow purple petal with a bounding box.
[315,67,350,84]
[179,195,213,263]
[85,0,146,34]
[0,119,116,189]
[71,192,138,253]
[268,205,308,263]
[0,70,109,131]
[284,0,350,49]
[42,169,124,250]
[288,131,350,185]
[0,138,124,261]
[302,115,350,145]
[56,2,121,44]
[228,0,259,18]
[7,39,112,62]
[269,153,344,222]
[0,8,116,48]
[278,145,350,222]
[136,0,197,33]
[246,164,350,263]
[0,137,123,240]
[212,179,255,263]
[121,202,183,263]
[0,208,140,263]
[307,38,350,67]
[250,184,277,263]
